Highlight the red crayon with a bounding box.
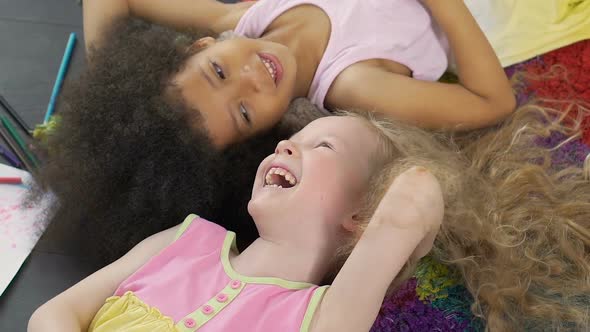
[0,177,22,184]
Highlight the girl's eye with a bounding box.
[316,142,333,150]
[240,104,251,124]
[212,62,225,80]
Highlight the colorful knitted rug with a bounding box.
[371,40,590,332]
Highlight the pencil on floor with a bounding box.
[0,177,22,185]
[44,32,77,125]
[0,94,31,136]
[0,125,33,172]
[0,116,38,168]
[0,144,22,168]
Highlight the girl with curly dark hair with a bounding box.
[32,19,320,264]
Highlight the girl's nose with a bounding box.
[240,61,269,93]
[275,140,298,157]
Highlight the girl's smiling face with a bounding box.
[248,116,381,245]
[173,36,298,148]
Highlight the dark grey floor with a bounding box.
[0,1,95,330]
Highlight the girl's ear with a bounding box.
[187,37,216,53]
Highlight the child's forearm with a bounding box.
[83,0,131,52]
[83,0,242,53]
[424,0,515,113]
[314,221,423,332]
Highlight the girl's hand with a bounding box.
[312,167,444,332]
[371,166,444,260]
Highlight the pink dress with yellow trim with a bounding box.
[89,214,328,332]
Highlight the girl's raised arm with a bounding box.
[83,0,250,51]
[28,223,180,332]
[329,0,516,130]
[310,167,444,332]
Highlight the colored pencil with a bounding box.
[0,93,31,136]
[0,124,32,172]
[0,177,22,185]
[0,115,38,168]
[0,144,22,168]
[44,32,77,124]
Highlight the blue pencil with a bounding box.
[44,32,77,125]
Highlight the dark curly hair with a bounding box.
[31,19,318,265]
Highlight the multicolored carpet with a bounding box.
[372,40,590,332]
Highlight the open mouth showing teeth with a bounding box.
[264,167,297,189]
[260,57,277,83]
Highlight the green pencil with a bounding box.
[0,115,38,168]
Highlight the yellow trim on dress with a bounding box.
[175,279,247,331]
[174,214,199,241]
[220,231,316,289]
[299,286,329,332]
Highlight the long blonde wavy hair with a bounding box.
[331,102,590,331]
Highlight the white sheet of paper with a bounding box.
[0,163,48,296]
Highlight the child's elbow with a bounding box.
[498,92,517,117]
[489,92,517,124]
[28,301,82,332]
[28,305,49,331]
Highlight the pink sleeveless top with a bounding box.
[89,214,327,332]
[234,0,450,112]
